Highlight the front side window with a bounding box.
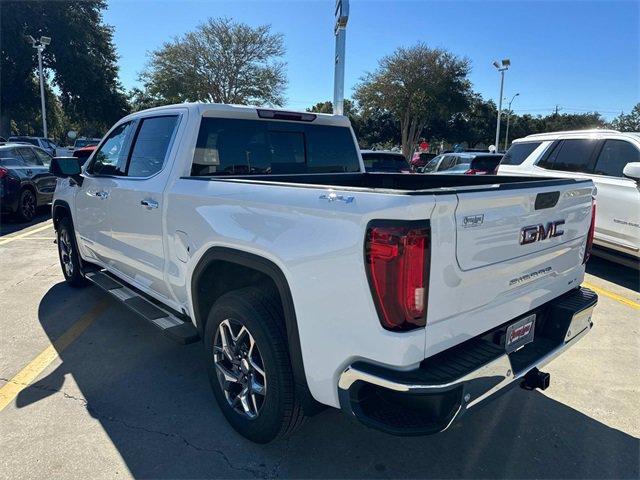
[438,155,458,171]
[501,142,542,165]
[593,140,640,178]
[540,139,596,173]
[34,148,52,166]
[127,116,179,177]
[89,122,134,176]
[422,155,443,172]
[191,118,360,176]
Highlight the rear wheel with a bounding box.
[16,188,36,222]
[57,217,87,287]
[204,287,305,443]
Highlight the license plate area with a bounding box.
[505,314,536,353]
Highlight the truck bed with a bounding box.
[188,172,590,194]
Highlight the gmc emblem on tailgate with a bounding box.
[520,220,565,245]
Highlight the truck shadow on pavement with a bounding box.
[16,283,640,479]
[586,256,639,292]
[0,209,51,236]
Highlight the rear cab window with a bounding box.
[501,142,542,165]
[191,118,360,176]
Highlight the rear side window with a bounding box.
[593,140,640,177]
[0,148,25,166]
[17,147,43,166]
[501,142,541,165]
[191,118,360,176]
[127,116,179,177]
[539,139,597,173]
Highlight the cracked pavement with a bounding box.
[1,213,638,479]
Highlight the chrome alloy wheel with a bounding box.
[213,319,267,419]
[59,229,74,277]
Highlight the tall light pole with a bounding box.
[504,92,519,151]
[28,35,51,138]
[492,58,510,152]
[333,0,349,115]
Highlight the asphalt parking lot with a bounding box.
[1,211,638,480]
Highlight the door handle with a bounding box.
[26,169,33,175]
[90,190,109,199]
[140,199,159,209]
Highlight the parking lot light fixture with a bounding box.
[493,58,510,152]
[27,35,51,139]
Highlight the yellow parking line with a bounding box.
[0,299,109,412]
[5,237,56,241]
[583,281,640,311]
[0,223,53,246]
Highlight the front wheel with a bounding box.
[204,287,305,443]
[57,217,87,287]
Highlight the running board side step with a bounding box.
[85,271,200,345]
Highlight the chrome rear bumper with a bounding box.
[338,287,597,436]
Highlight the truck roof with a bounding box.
[125,102,351,127]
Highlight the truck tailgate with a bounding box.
[425,180,594,357]
[455,183,594,270]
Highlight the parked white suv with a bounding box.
[50,104,598,442]
[499,130,640,266]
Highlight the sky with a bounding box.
[104,0,639,120]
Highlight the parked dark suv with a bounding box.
[0,144,56,222]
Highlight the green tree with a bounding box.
[1,1,129,138]
[307,99,363,140]
[307,100,400,149]
[354,43,471,158]
[127,87,166,113]
[609,104,640,132]
[543,112,606,132]
[140,18,287,106]
[446,94,497,147]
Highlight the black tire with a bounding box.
[57,216,88,287]
[16,188,36,222]
[204,286,305,443]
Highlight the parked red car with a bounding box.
[72,145,97,165]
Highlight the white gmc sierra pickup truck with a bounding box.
[50,103,598,443]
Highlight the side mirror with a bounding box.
[623,162,640,181]
[50,157,83,185]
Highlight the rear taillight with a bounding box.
[365,223,430,331]
[583,198,596,264]
[0,167,7,178]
